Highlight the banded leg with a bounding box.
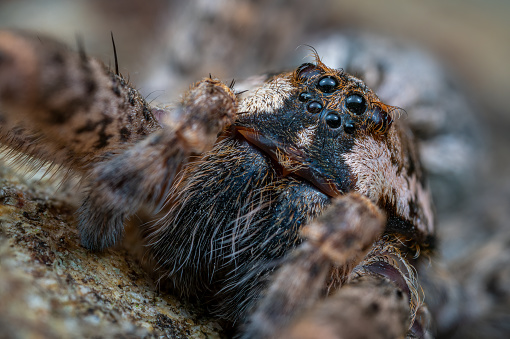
[243,192,431,338]
[282,255,431,339]
[241,193,386,338]
[0,30,238,250]
[349,239,432,339]
[78,78,237,250]
[0,30,161,169]
[282,275,410,339]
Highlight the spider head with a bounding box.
[234,61,396,198]
[291,60,395,139]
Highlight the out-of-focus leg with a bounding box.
[0,30,161,170]
[78,78,237,250]
[241,193,386,339]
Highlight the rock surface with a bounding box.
[0,166,224,338]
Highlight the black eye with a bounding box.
[317,76,338,93]
[345,94,367,115]
[367,106,393,134]
[298,92,313,102]
[306,101,323,114]
[296,63,320,80]
[325,111,342,129]
[344,119,355,134]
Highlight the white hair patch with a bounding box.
[342,133,434,235]
[238,77,294,114]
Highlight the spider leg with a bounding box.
[0,30,237,250]
[281,275,410,339]
[0,30,160,170]
[347,241,433,338]
[241,193,387,339]
[282,253,435,338]
[78,78,237,250]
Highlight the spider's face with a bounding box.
[234,61,394,198]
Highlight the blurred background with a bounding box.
[0,0,509,338]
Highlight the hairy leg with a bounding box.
[0,30,160,170]
[241,193,387,338]
[281,275,410,339]
[0,30,238,250]
[78,78,237,250]
[242,192,433,338]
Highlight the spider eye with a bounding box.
[298,92,313,102]
[325,111,342,129]
[345,94,367,115]
[317,76,338,93]
[295,63,320,81]
[344,119,355,134]
[306,101,323,114]
[368,106,393,134]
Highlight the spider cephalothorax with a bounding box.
[0,30,435,338]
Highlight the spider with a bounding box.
[0,30,435,338]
